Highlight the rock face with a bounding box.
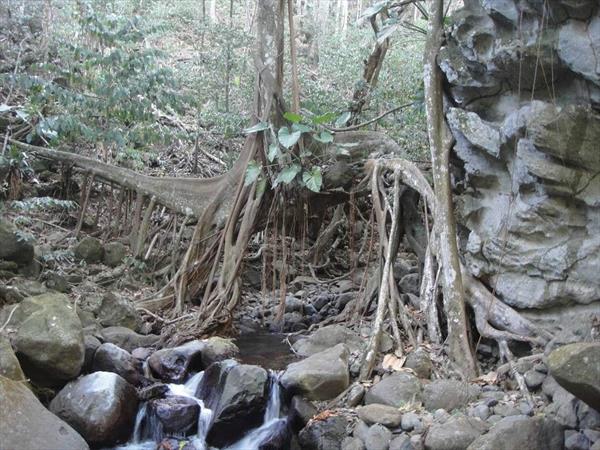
[442,0,600,341]
[11,293,84,383]
[49,371,139,447]
[548,343,600,411]
[466,415,563,450]
[0,337,25,381]
[80,292,141,331]
[365,372,422,408]
[281,343,350,400]
[0,220,34,265]
[0,375,89,450]
[198,361,269,447]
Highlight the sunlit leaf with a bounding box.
[302,166,323,192]
[275,163,301,185]
[312,112,337,124]
[278,126,302,148]
[244,122,270,134]
[283,112,303,123]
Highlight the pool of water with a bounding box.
[234,331,298,370]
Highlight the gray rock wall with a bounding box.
[441,0,600,338]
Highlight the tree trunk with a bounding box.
[423,0,477,379]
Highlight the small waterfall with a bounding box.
[111,370,285,450]
[225,371,287,450]
[167,371,204,398]
[132,403,147,443]
[264,371,282,422]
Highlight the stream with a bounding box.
[112,361,287,450]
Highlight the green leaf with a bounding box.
[245,160,261,186]
[283,112,302,123]
[377,23,400,44]
[292,123,313,133]
[244,121,269,134]
[303,167,323,192]
[361,1,387,19]
[278,126,302,149]
[312,112,337,124]
[275,163,301,185]
[313,130,334,143]
[335,112,351,128]
[267,143,280,162]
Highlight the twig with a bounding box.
[0,304,20,333]
[326,102,415,132]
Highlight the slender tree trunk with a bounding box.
[424,0,478,379]
[224,0,234,112]
[288,0,300,113]
[209,0,217,22]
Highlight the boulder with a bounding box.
[49,371,139,447]
[103,241,128,267]
[466,415,563,450]
[74,236,104,264]
[365,424,392,450]
[92,342,143,386]
[199,336,239,366]
[148,340,205,383]
[425,415,488,450]
[365,372,422,408]
[80,292,141,331]
[0,375,89,450]
[147,396,200,437]
[82,334,101,372]
[12,293,84,383]
[548,343,600,411]
[423,380,480,412]
[0,337,25,381]
[292,325,363,356]
[404,347,433,379]
[298,415,348,450]
[200,362,269,447]
[281,343,350,400]
[0,220,34,265]
[357,404,403,428]
[343,437,366,450]
[100,326,160,352]
[148,337,238,383]
[289,395,318,431]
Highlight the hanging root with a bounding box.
[364,158,551,360]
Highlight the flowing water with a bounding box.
[113,370,286,450]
